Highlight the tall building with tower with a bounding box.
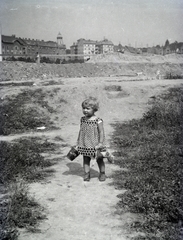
[57,32,63,45]
[57,32,66,55]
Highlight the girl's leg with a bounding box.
[97,156,106,181]
[83,156,91,181]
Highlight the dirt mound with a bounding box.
[88,52,183,64]
[0,58,183,82]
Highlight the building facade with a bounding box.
[96,39,114,54]
[70,38,97,60]
[163,41,183,55]
[70,38,114,60]
[2,35,27,55]
[1,33,66,58]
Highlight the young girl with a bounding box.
[77,97,106,182]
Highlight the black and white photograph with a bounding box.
[0,0,183,239]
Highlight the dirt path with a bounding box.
[1,77,182,240]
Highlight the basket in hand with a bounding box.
[67,146,79,161]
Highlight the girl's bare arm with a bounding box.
[95,121,105,149]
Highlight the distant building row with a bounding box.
[115,41,183,55]
[1,34,114,60]
[1,33,183,61]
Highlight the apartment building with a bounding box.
[96,39,114,54]
[70,38,96,60]
[70,38,114,60]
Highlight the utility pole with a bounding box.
[0,23,2,62]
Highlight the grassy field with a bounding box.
[111,87,183,239]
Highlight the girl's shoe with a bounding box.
[99,172,106,181]
[84,172,90,181]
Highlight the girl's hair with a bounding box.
[82,97,99,112]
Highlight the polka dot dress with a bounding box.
[77,116,105,156]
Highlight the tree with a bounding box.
[165,39,169,47]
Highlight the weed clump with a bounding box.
[112,87,183,239]
[7,182,46,230]
[0,88,55,135]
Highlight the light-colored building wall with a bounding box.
[70,38,114,60]
[96,39,114,54]
[75,39,96,60]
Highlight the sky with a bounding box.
[0,0,183,48]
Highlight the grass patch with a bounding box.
[0,137,61,238]
[0,88,56,135]
[112,86,183,239]
[0,137,59,183]
[164,72,183,79]
[7,182,46,231]
[42,80,64,86]
[104,85,122,91]
[0,81,34,87]
[1,182,46,240]
[105,85,129,98]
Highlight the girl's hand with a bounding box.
[95,143,103,150]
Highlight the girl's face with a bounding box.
[82,106,95,118]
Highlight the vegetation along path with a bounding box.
[1,77,182,240]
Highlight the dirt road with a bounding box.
[1,76,182,240]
